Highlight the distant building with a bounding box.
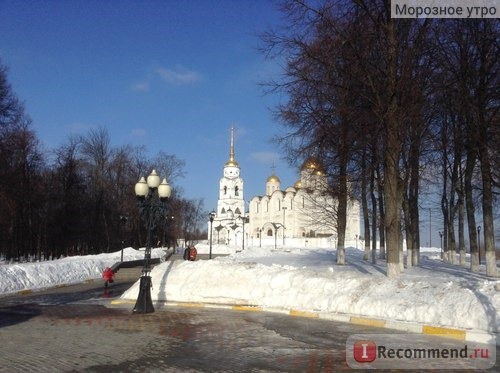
[207,129,360,249]
[208,128,246,246]
[248,158,360,248]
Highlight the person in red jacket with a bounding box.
[102,267,115,287]
[189,246,197,261]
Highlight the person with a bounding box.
[102,267,114,288]
[183,246,190,260]
[189,246,197,261]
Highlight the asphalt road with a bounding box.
[0,266,497,372]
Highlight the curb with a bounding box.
[111,299,498,346]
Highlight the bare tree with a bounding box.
[433,19,499,276]
[261,1,432,277]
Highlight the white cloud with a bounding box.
[156,66,201,85]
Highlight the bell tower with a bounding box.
[208,127,246,246]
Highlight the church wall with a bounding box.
[213,137,361,248]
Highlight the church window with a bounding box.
[267,229,273,237]
[235,208,241,215]
[224,186,227,195]
[235,186,239,196]
[265,201,269,212]
[221,208,226,214]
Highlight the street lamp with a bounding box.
[230,223,239,247]
[119,215,128,262]
[215,224,223,244]
[133,170,172,314]
[237,214,249,252]
[439,231,443,259]
[271,223,283,250]
[209,211,216,259]
[282,207,287,246]
[477,225,481,264]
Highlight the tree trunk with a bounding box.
[383,18,401,278]
[465,150,479,272]
[377,167,386,260]
[361,152,371,260]
[478,132,498,277]
[403,192,412,269]
[336,163,348,265]
[370,165,377,264]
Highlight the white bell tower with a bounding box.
[208,127,246,246]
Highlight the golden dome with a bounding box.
[267,174,280,183]
[294,180,302,188]
[301,157,325,173]
[225,159,239,167]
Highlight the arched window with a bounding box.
[224,186,227,194]
[267,229,273,236]
[235,186,239,196]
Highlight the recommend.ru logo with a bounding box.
[346,334,496,370]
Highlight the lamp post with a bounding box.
[209,211,216,259]
[230,223,239,247]
[237,215,249,252]
[439,231,443,259]
[282,207,287,246]
[215,224,223,244]
[119,215,128,262]
[271,223,283,250]
[133,170,172,314]
[477,225,481,264]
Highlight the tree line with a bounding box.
[262,0,498,277]
[0,62,206,262]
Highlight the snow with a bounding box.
[1,245,499,343]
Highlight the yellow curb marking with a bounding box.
[422,325,466,340]
[289,309,319,318]
[232,305,263,312]
[110,299,134,304]
[176,302,206,308]
[350,316,386,328]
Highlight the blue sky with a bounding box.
[0,0,299,212]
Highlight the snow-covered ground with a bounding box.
[1,245,499,345]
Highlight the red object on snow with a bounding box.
[189,247,197,261]
[102,267,114,283]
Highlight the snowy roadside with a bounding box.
[1,245,498,345]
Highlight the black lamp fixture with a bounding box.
[209,210,216,259]
[133,170,172,314]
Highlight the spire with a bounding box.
[225,127,239,167]
[229,127,235,162]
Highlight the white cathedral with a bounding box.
[208,128,360,249]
